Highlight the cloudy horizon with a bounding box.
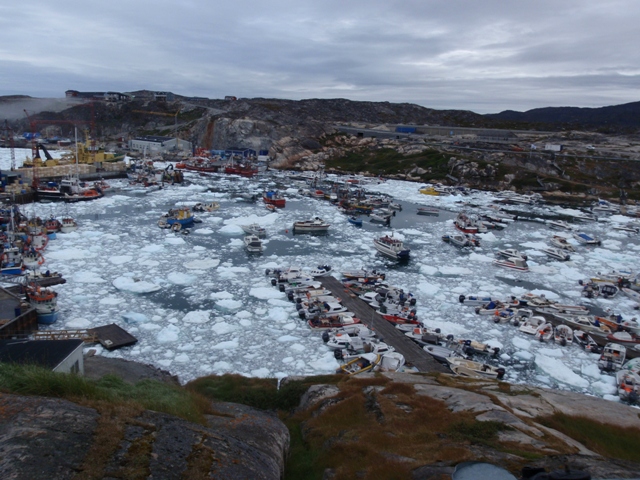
[1,0,638,114]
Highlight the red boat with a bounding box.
[263,191,286,208]
[454,212,486,234]
[382,312,420,326]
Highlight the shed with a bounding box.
[0,339,84,374]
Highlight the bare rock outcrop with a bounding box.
[0,393,289,479]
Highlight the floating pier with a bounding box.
[319,276,449,373]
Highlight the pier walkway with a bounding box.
[319,276,448,373]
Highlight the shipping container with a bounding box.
[395,126,416,134]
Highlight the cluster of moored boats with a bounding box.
[0,206,75,324]
[460,288,640,403]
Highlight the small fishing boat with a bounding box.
[59,217,78,233]
[549,235,575,251]
[445,357,506,380]
[417,206,440,216]
[263,190,286,208]
[442,233,479,249]
[613,224,639,234]
[244,235,263,253]
[534,322,554,342]
[458,294,493,306]
[548,219,574,231]
[336,353,380,375]
[192,202,220,212]
[25,284,59,324]
[598,342,626,372]
[554,324,573,346]
[375,351,406,372]
[492,257,529,272]
[541,247,571,261]
[573,232,601,246]
[373,235,410,260]
[454,212,486,234]
[241,223,266,237]
[573,329,601,353]
[370,213,391,224]
[617,371,640,403]
[347,216,363,227]
[518,316,547,335]
[307,313,360,330]
[159,207,195,230]
[606,331,640,347]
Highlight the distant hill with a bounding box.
[485,101,640,132]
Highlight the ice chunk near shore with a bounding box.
[534,354,589,388]
[113,276,162,293]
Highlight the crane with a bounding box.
[132,109,181,151]
[3,120,16,171]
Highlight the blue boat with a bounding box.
[348,216,363,227]
[26,285,59,324]
[159,207,195,231]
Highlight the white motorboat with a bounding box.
[417,206,440,216]
[496,248,527,261]
[554,324,573,346]
[555,314,612,335]
[534,322,554,342]
[423,343,465,363]
[243,235,263,253]
[606,331,640,348]
[373,235,410,260]
[445,357,506,380]
[241,223,266,237]
[370,213,392,224]
[298,301,349,319]
[591,199,620,215]
[613,224,639,234]
[442,233,479,249]
[598,342,626,372]
[492,257,529,272]
[541,247,570,261]
[375,351,406,372]
[573,232,601,246]
[292,217,330,233]
[458,294,494,306]
[454,212,487,234]
[518,316,547,335]
[548,219,574,231]
[549,235,575,251]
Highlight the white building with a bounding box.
[128,136,192,154]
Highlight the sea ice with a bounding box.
[112,276,162,293]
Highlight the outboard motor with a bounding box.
[409,297,416,306]
[295,297,302,304]
[496,368,506,380]
[446,334,455,342]
[295,303,302,310]
[322,331,330,343]
[271,278,277,286]
[278,284,285,292]
[492,347,500,357]
[265,268,271,276]
[458,294,466,303]
[334,349,343,360]
[435,328,441,334]
[298,311,306,319]
[493,315,501,324]
[287,292,294,301]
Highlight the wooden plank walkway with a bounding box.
[320,276,449,373]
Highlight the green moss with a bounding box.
[539,413,640,462]
[447,420,512,446]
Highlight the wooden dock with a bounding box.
[319,276,448,373]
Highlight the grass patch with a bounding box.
[187,373,342,411]
[0,363,210,424]
[448,420,512,446]
[539,413,640,462]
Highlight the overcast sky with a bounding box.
[1,0,638,114]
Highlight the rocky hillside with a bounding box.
[2,360,640,479]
